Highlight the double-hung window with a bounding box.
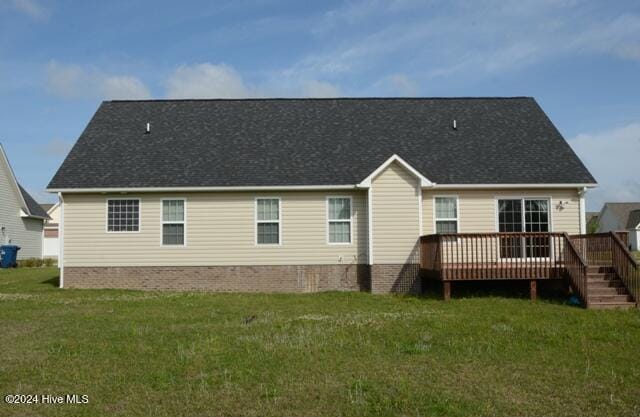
[107,199,140,232]
[327,197,351,244]
[498,198,550,258]
[162,199,185,246]
[434,197,458,233]
[256,198,280,245]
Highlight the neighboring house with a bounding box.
[41,202,61,258]
[0,143,49,259]
[47,97,597,294]
[596,202,640,250]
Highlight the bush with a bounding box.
[16,258,57,268]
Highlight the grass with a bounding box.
[1,268,640,417]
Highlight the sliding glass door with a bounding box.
[498,198,550,258]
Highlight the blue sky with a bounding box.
[0,0,639,210]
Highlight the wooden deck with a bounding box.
[419,231,640,308]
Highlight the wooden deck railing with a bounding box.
[420,231,637,307]
[419,232,579,281]
[569,233,613,265]
[610,232,640,302]
[562,233,589,305]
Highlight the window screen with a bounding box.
[257,198,280,244]
[328,197,351,243]
[162,200,185,245]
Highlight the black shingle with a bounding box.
[47,97,596,189]
[18,184,49,219]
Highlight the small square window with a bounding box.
[107,199,140,232]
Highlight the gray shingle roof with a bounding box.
[601,203,640,230]
[18,184,49,219]
[626,209,640,229]
[39,203,55,213]
[47,97,596,189]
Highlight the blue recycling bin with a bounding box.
[0,245,20,268]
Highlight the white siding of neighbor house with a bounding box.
[47,204,61,224]
[62,191,368,267]
[422,188,581,234]
[43,204,60,258]
[0,154,43,259]
[370,161,421,264]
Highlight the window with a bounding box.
[107,199,140,232]
[498,198,550,258]
[162,199,185,246]
[434,197,458,233]
[328,197,351,244]
[256,198,280,245]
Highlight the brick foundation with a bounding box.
[370,264,421,294]
[63,264,370,293]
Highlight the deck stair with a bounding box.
[586,265,636,309]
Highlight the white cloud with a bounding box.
[46,61,151,100]
[101,76,150,100]
[287,0,640,84]
[165,63,254,99]
[12,0,48,20]
[569,123,640,210]
[301,80,341,98]
[164,62,344,99]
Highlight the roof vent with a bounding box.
[145,123,151,134]
[452,119,457,130]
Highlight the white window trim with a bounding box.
[105,198,141,233]
[160,198,187,247]
[433,195,459,234]
[494,196,554,260]
[494,196,554,233]
[255,197,282,246]
[326,196,353,245]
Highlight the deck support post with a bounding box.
[443,281,451,301]
[529,280,537,302]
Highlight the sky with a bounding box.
[0,0,639,210]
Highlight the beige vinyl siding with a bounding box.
[371,162,421,264]
[422,189,581,235]
[63,191,367,267]
[0,157,43,259]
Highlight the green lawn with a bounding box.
[1,268,640,417]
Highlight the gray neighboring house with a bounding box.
[0,143,49,259]
[596,202,640,251]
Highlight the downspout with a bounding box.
[578,187,587,235]
[58,192,64,288]
[367,187,373,265]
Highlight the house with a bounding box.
[48,97,610,298]
[0,143,49,259]
[596,202,640,251]
[41,202,61,259]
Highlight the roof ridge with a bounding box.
[106,96,535,103]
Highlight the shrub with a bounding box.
[16,258,57,268]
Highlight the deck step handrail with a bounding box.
[609,232,640,303]
[562,232,589,306]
